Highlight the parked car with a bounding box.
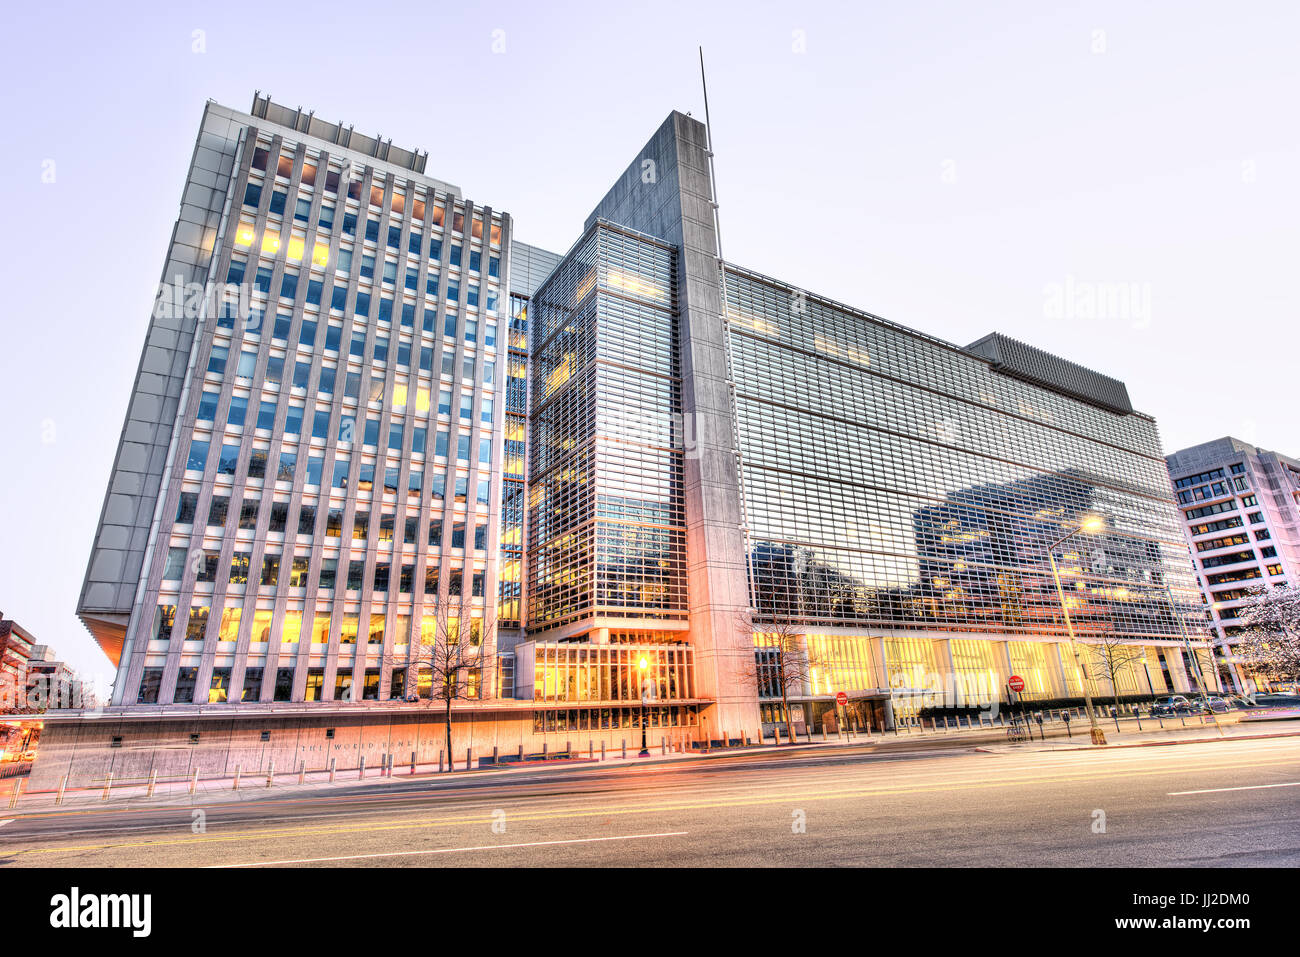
[1151,695,1193,716]
[1201,696,1231,714]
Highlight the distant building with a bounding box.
[1166,437,1300,691]
[0,619,36,712]
[0,619,90,712]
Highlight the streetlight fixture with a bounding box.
[1046,514,1108,745]
[638,655,651,757]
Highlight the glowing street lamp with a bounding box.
[1046,514,1108,745]
[638,656,651,757]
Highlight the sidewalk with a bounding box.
[6,715,1297,816]
[3,742,747,815]
[976,715,1300,754]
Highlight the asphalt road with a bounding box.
[1,737,1296,867]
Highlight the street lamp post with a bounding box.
[1046,516,1108,745]
[638,656,650,757]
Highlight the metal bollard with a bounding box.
[102,773,113,802]
[329,758,337,783]
[358,755,366,779]
[601,741,606,761]
[232,766,241,791]
[410,751,417,775]
[438,750,444,773]
[466,747,472,770]
[588,740,593,760]
[299,761,307,786]
[147,769,157,798]
[516,744,523,761]
[622,740,627,759]
[267,761,275,788]
[190,767,199,795]
[56,775,68,807]
[661,737,666,755]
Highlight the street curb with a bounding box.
[1043,729,1300,752]
[972,729,1300,755]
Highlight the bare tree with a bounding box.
[413,588,497,770]
[1234,584,1300,687]
[1086,634,1150,715]
[738,610,823,743]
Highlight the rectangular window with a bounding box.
[247,449,267,479]
[187,438,210,472]
[208,497,229,527]
[274,668,294,702]
[319,558,337,590]
[261,555,280,586]
[217,442,240,475]
[197,391,219,420]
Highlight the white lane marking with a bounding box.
[1168,781,1300,796]
[208,830,690,867]
[0,820,13,827]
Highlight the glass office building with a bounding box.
[526,222,687,632]
[725,269,1218,727]
[46,98,1219,788]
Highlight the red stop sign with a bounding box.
[835,692,848,706]
[1008,675,1025,693]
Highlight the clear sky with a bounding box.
[1,0,1297,689]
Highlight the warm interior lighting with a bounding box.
[605,269,666,302]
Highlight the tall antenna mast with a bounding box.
[698,46,724,264]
